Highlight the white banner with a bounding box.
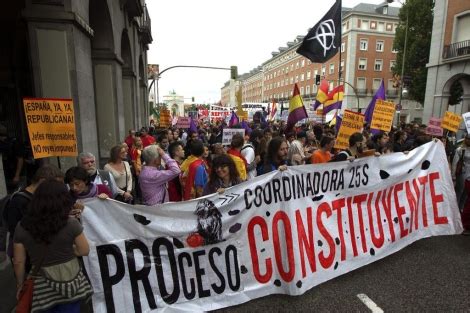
[222,128,246,145]
[82,141,462,313]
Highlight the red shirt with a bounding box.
[141,134,155,147]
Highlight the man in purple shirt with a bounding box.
[139,145,181,205]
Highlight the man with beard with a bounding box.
[330,132,366,162]
[258,136,289,175]
[77,152,119,198]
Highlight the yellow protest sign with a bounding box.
[370,99,395,132]
[238,110,248,121]
[441,111,462,133]
[159,109,171,128]
[23,98,77,159]
[334,110,364,150]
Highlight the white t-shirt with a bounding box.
[241,143,256,180]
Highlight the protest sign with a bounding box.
[82,141,461,313]
[426,117,443,137]
[462,112,470,134]
[441,111,462,133]
[159,109,171,128]
[370,99,395,132]
[222,128,245,145]
[335,110,364,150]
[176,117,191,129]
[23,97,77,159]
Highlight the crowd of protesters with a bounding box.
[0,114,469,312]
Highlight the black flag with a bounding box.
[296,0,342,63]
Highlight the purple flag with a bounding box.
[335,114,342,133]
[229,111,239,127]
[241,120,252,135]
[364,80,385,123]
[189,117,198,133]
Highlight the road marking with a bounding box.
[357,293,384,313]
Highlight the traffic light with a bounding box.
[315,74,321,85]
[230,66,238,80]
[192,97,195,102]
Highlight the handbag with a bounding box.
[114,163,134,204]
[16,248,47,313]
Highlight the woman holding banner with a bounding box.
[203,154,242,196]
[13,179,93,313]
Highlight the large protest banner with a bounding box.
[334,110,364,150]
[370,99,395,132]
[82,141,461,313]
[23,97,77,159]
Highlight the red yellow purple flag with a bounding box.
[287,83,308,130]
[313,79,329,110]
[323,85,344,114]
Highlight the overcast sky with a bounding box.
[146,0,399,104]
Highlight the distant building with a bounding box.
[223,2,422,122]
[424,0,470,126]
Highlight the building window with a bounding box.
[329,81,334,90]
[274,71,277,78]
[321,65,326,76]
[360,39,368,51]
[329,63,335,74]
[383,6,388,15]
[373,78,382,91]
[374,59,383,71]
[301,74,305,81]
[386,23,393,31]
[342,23,347,33]
[290,77,294,84]
[376,40,384,52]
[301,60,305,67]
[361,20,369,30]
[300,87,304,95]
[306,85,310,95]
[357,77,366,89]
[358,58,367,70]
[370,21,377,29]
[307,71,311,80]
[341,42,345,52]
[390,60,396,71]
[340,60,344,72]
[295,75,299,83]
[296,62,299,69]
[313,84,318,93]
[378,22,385,32]
[314,69,318,76]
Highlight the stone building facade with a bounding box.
[424,0,470,127]
[0,0,152,194]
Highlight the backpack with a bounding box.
[0,191,32,252]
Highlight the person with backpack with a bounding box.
[3,164,64,267]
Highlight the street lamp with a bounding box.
[388,0,408,127]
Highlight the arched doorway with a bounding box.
[442,74,470,117]
[89,0,119,159]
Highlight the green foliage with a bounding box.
[449,81,463,106]
[392,0,434,104]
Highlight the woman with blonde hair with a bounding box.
[105,145,133,203]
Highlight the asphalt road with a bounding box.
[1,235,468,313]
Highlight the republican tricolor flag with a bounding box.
[270,99,277,121]
[323,85,344,114]
[286,83,308,130]
[313,79,329,110]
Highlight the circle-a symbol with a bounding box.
[307,19,336,57]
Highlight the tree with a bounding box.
[392,0,434,104]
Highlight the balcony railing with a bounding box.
[356,88,368,95]
[139,4,152,44]
[443,40,470,59]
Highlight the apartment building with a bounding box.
[223,2,422,122]
[424,0,470,125]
